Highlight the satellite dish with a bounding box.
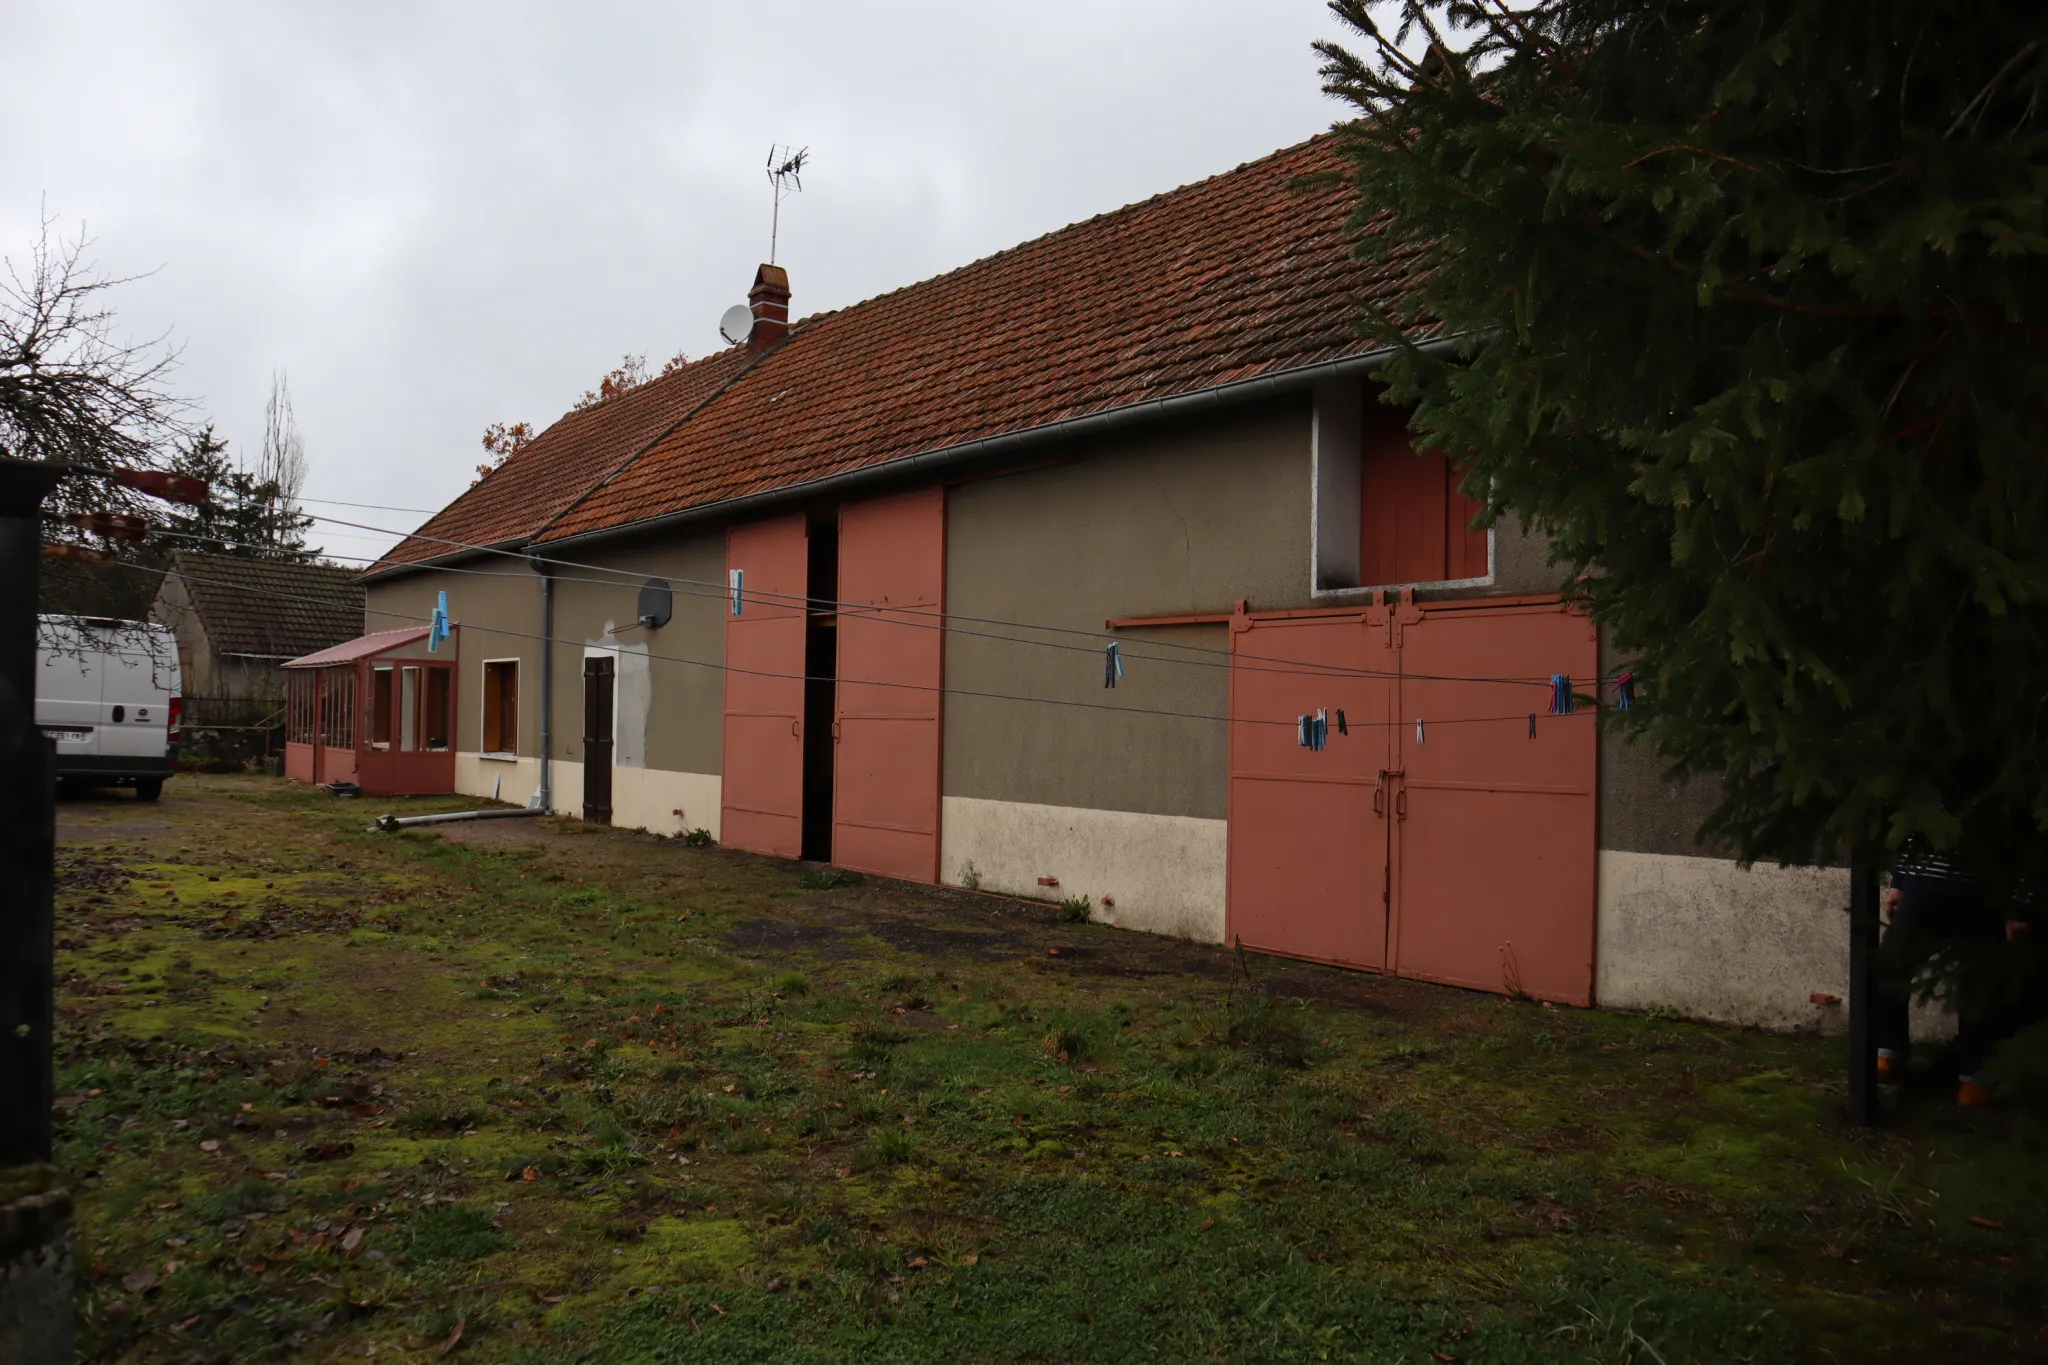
[718,304,754,346]
[636,577,673,630]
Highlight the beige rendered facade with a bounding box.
[364,380,1861,1034]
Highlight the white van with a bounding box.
[36,615,183,800]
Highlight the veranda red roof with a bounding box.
[283,625,436,668]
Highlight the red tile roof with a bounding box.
[373,134,1427,569]
[374,347,752,568]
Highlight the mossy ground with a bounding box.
[54,776,2047,1362]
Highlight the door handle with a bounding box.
[832,719,841,742]
[1395,789,1407,819]
[1372,786,1385,816]
[791,719,800,739]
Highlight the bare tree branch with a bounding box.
[0,212,191,516]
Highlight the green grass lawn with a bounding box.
[52,776,2047,1362]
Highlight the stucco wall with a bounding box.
[367,563,544,757]
[545,532,726,778]
[944,398,1311,824]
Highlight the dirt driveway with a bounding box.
[50,776,2048,1362]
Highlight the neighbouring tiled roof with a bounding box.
[160,552,365,659]
[375,133,1428,564]
[373,347,753,568]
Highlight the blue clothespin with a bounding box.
[1615,671,1635,710]
[1549,674,1574,715]
[1104,640,1124,689]
[428,590,450,652]
[729,568,744,616]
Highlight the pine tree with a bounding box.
[1319,1,2048,904]
[157,424,312,559]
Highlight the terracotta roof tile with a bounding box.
[373,346,752,569]
[540,137,1425,543]
[374,135,1425,566]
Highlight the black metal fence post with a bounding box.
[0,460,62,1165]
[1847,851,1882,1127]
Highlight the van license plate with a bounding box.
[40,727,93,740]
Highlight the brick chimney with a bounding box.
[747,263,790,351]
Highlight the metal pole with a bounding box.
[1847,850,1881,1127]
[0,459,62,1165]
[532,557,553,813]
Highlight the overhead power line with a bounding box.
[126,558,1601,737]
[309,511,1626,695]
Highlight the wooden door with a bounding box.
[1388,601,1597,1004]
[721,517,809,857]
[582,655,614,824]
[1225,608,1397,970]
[832,488,945,883]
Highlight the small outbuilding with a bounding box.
[282,625,458,794]
[150,552,365,754]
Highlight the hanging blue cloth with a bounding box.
[729,569,744,616]
[1104,640,1124,689]
[428,590,451,652]
[1549,674,1574,715]
[1615,670,1636,710]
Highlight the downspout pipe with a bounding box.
[531,555,554,812]
[537,337,1468,554]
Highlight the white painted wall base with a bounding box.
[530,759,721,840]
[940,796,1227,943]
[1598,851,1850,1031]
[610,767,721,840]
[1597,849,1954,1041]
[455,753,540,807]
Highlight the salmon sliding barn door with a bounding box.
[721,517,809,857]
[1226,608,1398,970]
[832,488,944,883]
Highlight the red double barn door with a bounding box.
[1227,599,1598,1005]
[720,491,944,883]
[722,517,809,858]
[833,488,944,884]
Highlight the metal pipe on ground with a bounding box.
[374,807,548,833]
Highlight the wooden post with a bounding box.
[1847,851,1882,1127]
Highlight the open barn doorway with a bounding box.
[801,512,839,862]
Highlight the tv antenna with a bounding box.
[766,144,808,265]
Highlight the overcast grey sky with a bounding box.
[4,2,1351,560]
